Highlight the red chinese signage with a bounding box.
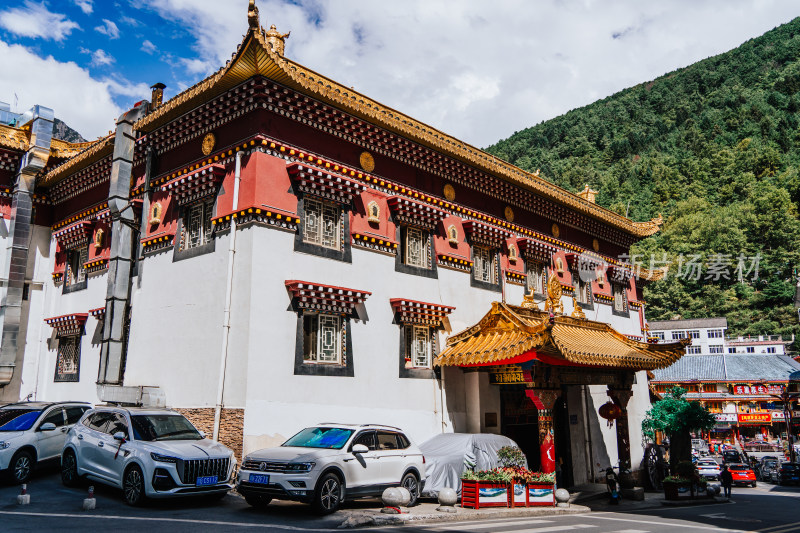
[738,412,772,425]
[733,385,783,395]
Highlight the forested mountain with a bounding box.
[486,18,800,345]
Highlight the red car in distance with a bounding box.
[728,463,757,487]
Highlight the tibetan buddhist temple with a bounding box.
[0,1,685,485]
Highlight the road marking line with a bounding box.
[0,510,329,531]
[582,514,747,532]
[435,519,552,530]
[760,522,800,532]
[762,526,800,533]
[614,530,650,533]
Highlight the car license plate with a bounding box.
[196,476,218,486]
[248,474,270,484]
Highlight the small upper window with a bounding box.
[403,227,430,269]
[180,198,214,250]
[612,283,626,312]
[574,274,590,304]
[303,313,343,364]
[526,262,545,294]
[303,197,341,250]
[473,246,497,284]
[66,246,88,287]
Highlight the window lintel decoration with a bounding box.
[149,202,163,225]
[288,162,366,205]
[89,307,106,320]
[157,163,225,206]
[53,220,93,249]
[390,298,455,327]
[367,201,380,224]
[387,196,446,231]
[516,237,556,263]
[462,220,513,248]
[286,280,371,315]
[45,313,89,337]
[447,225,459,245]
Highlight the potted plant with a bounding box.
[525,471,556,506]
[497,446,529,507]
[662,461,708,500]
[461,468,512,508]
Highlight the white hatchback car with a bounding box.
[0,401,91,483]
[61,406,235,505]
[237,424,426,514]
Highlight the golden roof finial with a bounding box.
[521,290,539,310]
[248,0,260,30]
[265,24,290,56]
[577,184,598,204]
[543,273,563,315]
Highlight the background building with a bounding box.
[650,317,794,356]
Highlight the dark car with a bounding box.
[722,450,743,464]
[775,463,800,486]
[756,456,780,482]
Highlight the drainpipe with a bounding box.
[97,102,150,389]
[0,105,53,387]
[213,150,243,442]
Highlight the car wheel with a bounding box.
[752,481,757,487]
[312,473,342,515]
[123,464,147,506]
[401,472,420,507]
[61,449,81,487]
[10,450,34,484]
[244,494,272,508]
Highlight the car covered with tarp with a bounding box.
[419,433,525,498]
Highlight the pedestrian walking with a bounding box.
[720,464,733,498]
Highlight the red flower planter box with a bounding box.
[461,480,510,509]
[526,482,555,506]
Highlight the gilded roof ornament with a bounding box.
[521,290,539,311]
[265,24,290,56]
[571,297,586,319]
[543,273,563,315]
[248,0,260,30]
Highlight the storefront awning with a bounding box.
[435,301,687,371]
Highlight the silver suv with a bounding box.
[237,423,426,514]
[0,401,91,483]
[62,406,235,505]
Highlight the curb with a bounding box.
[661,496,731,506]
[337,505,591,529]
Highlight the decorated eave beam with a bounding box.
[287,162,366,204]
[387,196,447,231]
[155,163,226,206]
[434,301,688,371]
[44,313,89,337]
[89,307,106,320]
[462,220,514,248]
[285,280,371,315]
[517,237,557,263]
[53,220,92,249]
[389,298,455,327]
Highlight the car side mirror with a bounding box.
[198,430,206,438]
[113,431,127,442]
[39,422,56,432]
[352,444,369,454]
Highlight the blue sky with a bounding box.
[0,1,798,146]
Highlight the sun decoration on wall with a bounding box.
[551,223,560,238]
[592,238,600,252]
[447,225,459,245]
[359,151,375,172]
[443,184,455,202]
[504,206,514,222]
[201,132,216,156]
[367,201,380,224]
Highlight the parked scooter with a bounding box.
[603,466,621,505]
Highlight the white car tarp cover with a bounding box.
[420,433,525,497]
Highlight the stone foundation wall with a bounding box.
[177,408,244,461]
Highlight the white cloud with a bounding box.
[90,49,114,67]
[0,1,79,41]
[74,0,93,15]
[141,39,156,54]
[0,40,131,139]
[94,18,120,39]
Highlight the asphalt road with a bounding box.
[3,465,800,532]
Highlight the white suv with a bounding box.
[237,423,426,514]
[62,406,235,506]
[0,401,91,483]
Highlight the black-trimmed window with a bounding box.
[303,313,343,364]
[573,271,592,306]
[526,261,547,294]
[65,246,88,288]
[303,197,342,250]
[404,325,433,369]
[403,226,431,268]
[54,335,80,382]
[473,245,497,284]
[180,198,214,251]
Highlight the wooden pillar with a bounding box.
[608,388,634,469]
[465,369,481,434]
[526,389,559,474]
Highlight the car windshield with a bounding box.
[130,414,202,441]
[0,408,42,431]
[282,427,354,449]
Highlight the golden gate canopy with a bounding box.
[435,302,687,371]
